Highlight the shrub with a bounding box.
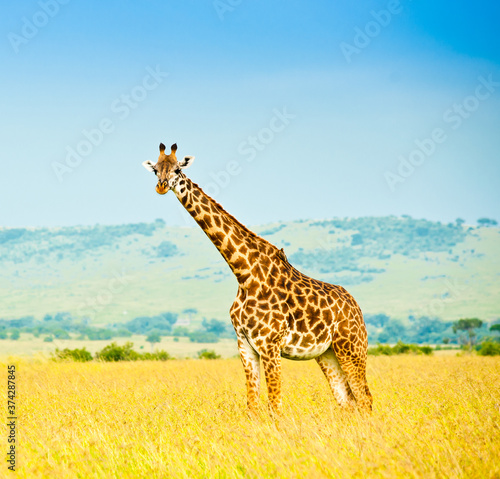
[52,347,93,362]
[0,228,26,244]
[477,341,500,356]
[114,328,132,337]
[125,313,177,334]
[368,344,394,356]
[202,318,226,335]
[351,233,363,246]
[368,342,433,356]
[0,331,7,339]
[157,241,178,258]
[8,316,36,328]
[94,342,173,361]
[392,341,410,354]
[418,345,433,355]
[477,217,498,227]
[188,331,219,343]
[95,342,140,361]
[9,330,20,340]
[53,328,71,339]
[141,350,172,361]
[43,335,54,342]
[172,326,189,337]
[86,328,115,340]
[197,349,221,359]
[146,331,162,344]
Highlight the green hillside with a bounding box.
[0,217,499,332]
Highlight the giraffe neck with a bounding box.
[173,176,273,285]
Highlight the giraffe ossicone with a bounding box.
[143,142,373,414]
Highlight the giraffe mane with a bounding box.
[189,179,278,252]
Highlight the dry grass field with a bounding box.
[5,355,500,478]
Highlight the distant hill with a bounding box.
[0,216,499,329]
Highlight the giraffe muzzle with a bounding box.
[156,181,169,195]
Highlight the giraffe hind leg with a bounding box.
[331,342,373,412]
[315,348,356,408]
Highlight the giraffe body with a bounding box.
[142,144,372,414]
[229,249,371,412]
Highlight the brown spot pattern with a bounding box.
[173,176,372,414]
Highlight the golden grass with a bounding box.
[7,355,500,478]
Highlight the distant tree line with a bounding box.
[477,218,498,227]
[0,219,169,262]
[364,314,500,345]
[364,314,500,354]
[172,318,235,343]
[1,310,498,354]
[290,216,472,283]
[364,313,455,344]
[0,312,132,342]
[0,310,235,344]
[2,215,497,267]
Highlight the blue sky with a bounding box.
[1,0,499,228]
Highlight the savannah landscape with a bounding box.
[3,2,500,478]
[2,217,500,478]
[8,354,500,478]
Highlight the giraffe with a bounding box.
[142,143,373,414]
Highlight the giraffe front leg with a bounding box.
[237,337,261,414]
[261,344,283,415]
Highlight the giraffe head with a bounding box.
[142,142,194,195]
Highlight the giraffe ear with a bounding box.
[142,160,157,173]
[178,156,195,169]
